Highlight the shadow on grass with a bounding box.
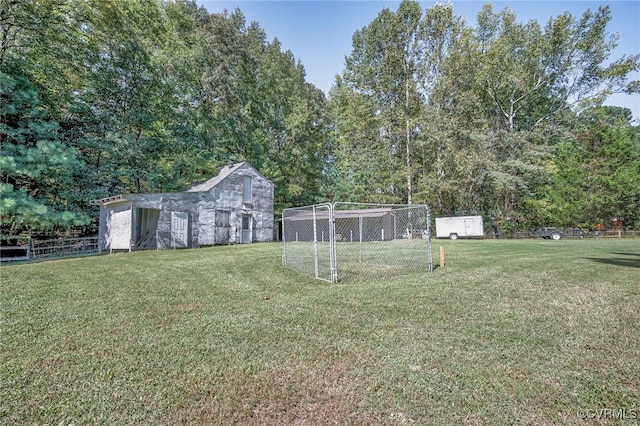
[585,253,640,269]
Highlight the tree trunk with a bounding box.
[405,79,412,205]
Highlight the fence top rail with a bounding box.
[285,208,394,221]
[283,203,430,219]
[282,203,333,212]
[333,202,429,209]
[32,236,98,245]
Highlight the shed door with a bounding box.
[197,207,216,245]
[215,210,230,244]
[241,214,252,244]
[171,211,189,248]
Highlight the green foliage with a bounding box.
[332,0,639,229]
[548,107,640,228]
[334,0,426,204]
[0,72,88,233]
[0,0,638,235]
[1,0,332,234]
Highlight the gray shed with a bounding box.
[90,162,274,251]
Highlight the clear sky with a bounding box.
[197,1,640,120]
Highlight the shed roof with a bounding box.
[89,194,125,206]
[185,162,247,193]
[90,162,271,206]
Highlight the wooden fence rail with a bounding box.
[1,236,100,262]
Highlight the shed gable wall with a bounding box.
[211,163,274,243]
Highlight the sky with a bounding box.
[197,0,640,120]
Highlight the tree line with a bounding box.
[1,0,639,237]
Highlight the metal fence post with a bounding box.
[359,214,363,263]
[312,206,319,279]
[329,203,337,283]
[426,206,433,272]
[282,213,287,267]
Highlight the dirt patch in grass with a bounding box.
[166,358,383,425]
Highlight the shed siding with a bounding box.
[209,163,274,244]
[198,206,217,245]
[102,201,132,250]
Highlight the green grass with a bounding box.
[1,240,639,424]
[285,239,431,282]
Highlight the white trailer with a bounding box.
[435,215,484,240]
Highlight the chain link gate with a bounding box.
[282,203,432,282]
[282,203,336,283]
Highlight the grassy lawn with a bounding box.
[285,239,431,282]
[1,239,639,424]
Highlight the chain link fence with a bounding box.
[281,203,335,282]
[282,203,432,283]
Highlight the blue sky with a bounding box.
[197,1,640,120]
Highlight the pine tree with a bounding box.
[0,72,88,234]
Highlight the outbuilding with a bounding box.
[90,162,274,252]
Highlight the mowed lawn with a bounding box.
[1,239,638,425]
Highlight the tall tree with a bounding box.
[413,3,479,213]
[468,4,639,225]
[474,4,638,133]
[334,0,425,204]
[257,38,331,211]
[0,72,88,234]
[548,107,640,228]
[72,0,176,194]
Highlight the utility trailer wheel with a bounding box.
[449,233,459,240]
